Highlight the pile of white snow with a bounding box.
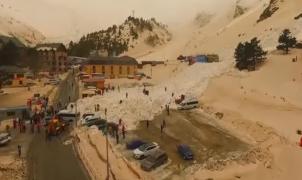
[77,61,231,130]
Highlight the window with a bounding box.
[119,66,122,74]
[7,111,16,116]
[92,66,96,73]
[19,80,23,85]
[102,66,105,74]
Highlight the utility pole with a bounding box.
[106,112,109,180]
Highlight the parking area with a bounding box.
[115,110,250,178]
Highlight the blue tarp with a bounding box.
[194,55,208,63]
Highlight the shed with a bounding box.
[0,105,31,121]
[82,78,105,90]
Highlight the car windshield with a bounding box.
[181,145,191,152]
[138,143,150,151]
[146,155,157,163]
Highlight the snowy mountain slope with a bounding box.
[132,0,302,62]
[77,0,302,131]
[0,15,45,46]
[0,0,254,43]
[0,4,45,46]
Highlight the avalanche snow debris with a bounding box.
[77,61,231,130]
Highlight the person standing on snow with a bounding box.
[163,119,166,128]
[116,133,119,144]
[122,125,126,139]
[160,124,164,134]
[17,145,22,157]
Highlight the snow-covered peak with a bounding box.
[0,14,45,46]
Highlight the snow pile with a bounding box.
[77,61,231,130]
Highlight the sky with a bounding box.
[0,0,239,41]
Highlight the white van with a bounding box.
[177,98,199,110]
[57,110,79,123]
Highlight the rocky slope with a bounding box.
[257,0,282,22]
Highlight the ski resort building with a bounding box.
[36,43,68,74]
[83,56,138,78]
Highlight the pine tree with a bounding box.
[0,40,20,65]
[235,42,247,70]
[235,37,267,70]
[277,29,297,54]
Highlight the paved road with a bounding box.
[27,71,89,180]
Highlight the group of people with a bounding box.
[107,118,127,144]
[12,117,27,133]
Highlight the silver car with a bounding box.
[133,142,159,159]
[0,133,12,146]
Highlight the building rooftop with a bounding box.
[86,56,138,65]
[36,43,66,51]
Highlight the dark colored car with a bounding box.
[177,144,194,160]
[141,149,168,171]
[126,140,146,150]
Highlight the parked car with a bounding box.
[133,142,159,159]
[126,140,146,150]
[46,79,60,85]
[82,113,95,119]
[177,98,199,110]
[80,115,94,125]
[86,118,107,128]
[57,110,79,123]
[83,116,101,125]
[141,149,168,171]
[0,133,12,146]
[177,144,194,160]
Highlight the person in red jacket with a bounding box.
[13,118,17,129]
[300,136,302,147]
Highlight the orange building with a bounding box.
[83,56,138,79]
